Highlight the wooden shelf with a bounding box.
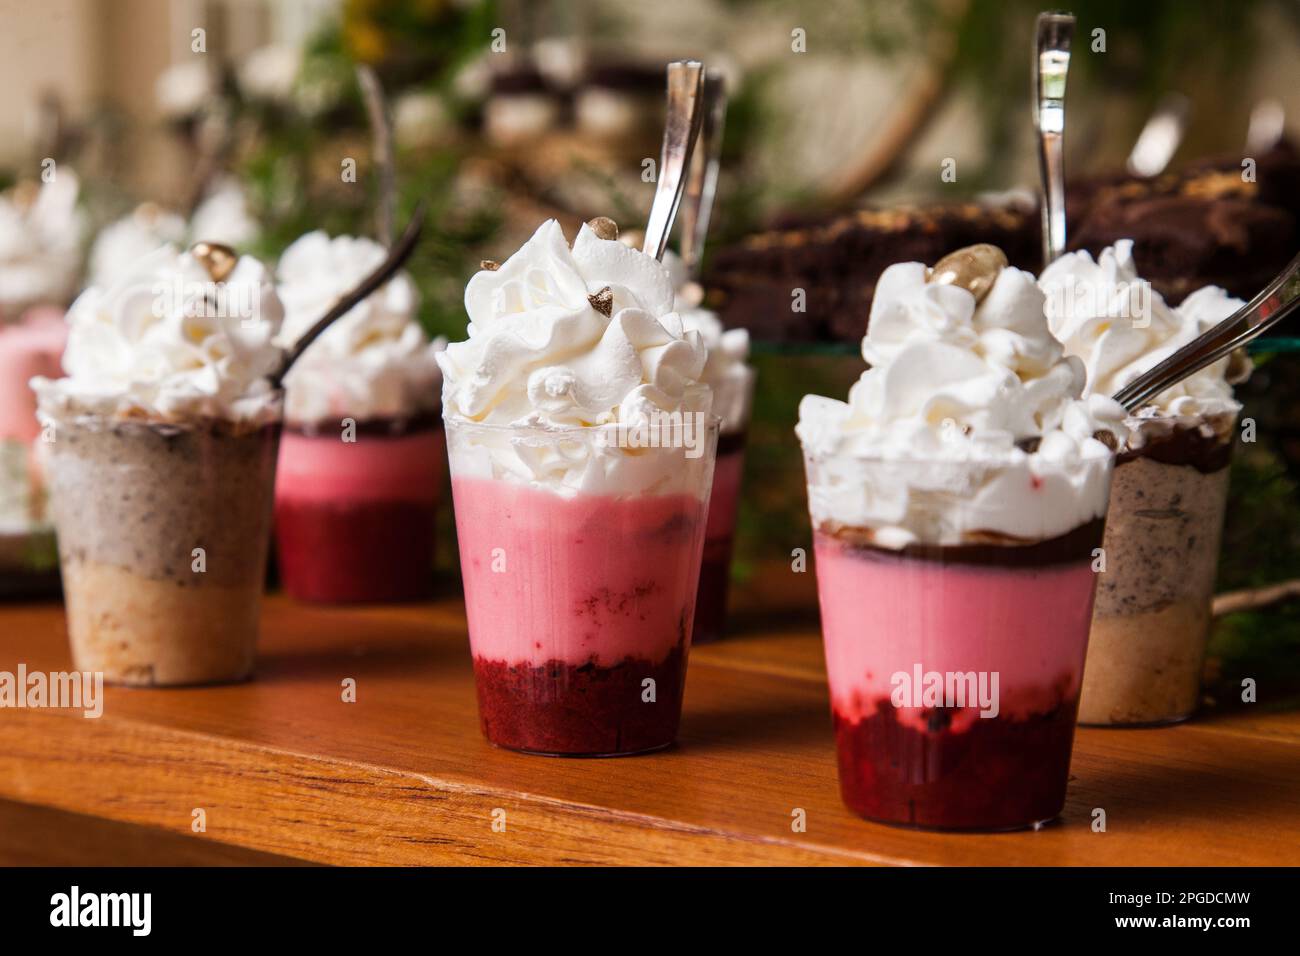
[1,590,1297,866]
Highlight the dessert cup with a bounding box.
[1078,412,1236,725]
[692,365,756,643]
[274,415,444,603]
[802,451,1114,831]
[45,413,281,686]
[0,310,67,597]
[448,416,718,756]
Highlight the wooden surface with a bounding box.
[1,580,1298,867]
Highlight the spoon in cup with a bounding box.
[1112,249,1300,413]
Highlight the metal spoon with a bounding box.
[1126,92,1189,178]
[1032,11,1074,268]
[642,60,706,262]
[1112,250,1300,412]
[677,69,727,277]
[1245,99,1286,155]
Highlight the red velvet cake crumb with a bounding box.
[831,678,1081,830]
[275,497,436,603]
[472,639,689,755]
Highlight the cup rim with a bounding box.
[442,411,723,436]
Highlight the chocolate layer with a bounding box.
[1120,421,1233,474]
[286,411,442,439]
[818,517,1105,569]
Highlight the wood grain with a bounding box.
[0,799,312,866]
[0,595,1297,866]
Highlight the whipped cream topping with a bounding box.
[797,259,1125,547]
[277,231,444,426]
[0,172,85,314]
[32,245,285,425]
[1039,240,1246,439]
[190,178,260,250]
[89,204,187,290]
[663,251,753,435]
[439,219,712,495]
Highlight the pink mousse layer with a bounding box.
[814,534,1096,729]
[0,309,66,442]
[704,447,744,541]
[451,477,707,666]
[276,427,445,505]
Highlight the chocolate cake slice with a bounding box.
[1068,193,1295,305]
[705,203,1038,344]
[706,144,1297,345]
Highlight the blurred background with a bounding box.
[2,0,1298,708]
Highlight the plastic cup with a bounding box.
[691,366,756,644]
[447,415,718,756]
[274,416,445,603]
[45,414,280,686]
[801,449,1114,830]
[1078,412,1236,725]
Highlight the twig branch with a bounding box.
[1213,579,1300,617]
[184,106,232,218]
[356,64,396,247]
[269,201,426,388]
[822,0,967,205]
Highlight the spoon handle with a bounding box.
[678,70,728,277]
[1113,249,1300,413]
[1033,12,1074,268]
[643,60,706,262]
[1126,92,1189,179]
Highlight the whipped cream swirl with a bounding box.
[89,203,187,290]
[190,178,260,250]
[663,250,753,435]
[1039,240,1245,417]
[32,245,285,425]
[277,231,444,427]
[797,258,1125,547]
[439,219,711,495]
[0,172,85,315]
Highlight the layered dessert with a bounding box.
[0,172,84,595]
[31,242,285,685]
[0,172,84,321]
[1040,240,1247,725]
[440,218,716,756]
[796,245,1125,829]
[0,313,66,595]
[665,251,754,643]
[274,231,445,603]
